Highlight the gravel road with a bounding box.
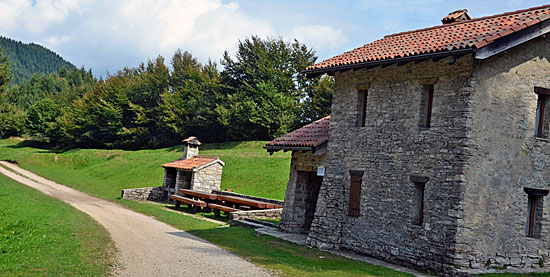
[0,161,269,277]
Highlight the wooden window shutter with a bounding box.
[348,170,364,217]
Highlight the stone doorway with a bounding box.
[296,171,323,233]
[164,168,177,189]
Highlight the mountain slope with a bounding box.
[0,36,76,86]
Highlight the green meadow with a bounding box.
[0,173,114,276]
[0,138,414,276]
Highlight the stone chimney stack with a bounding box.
[182,136,201,160]
[441,9,471,24]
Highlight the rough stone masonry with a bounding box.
[307,35,550,275]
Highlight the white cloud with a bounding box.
[44,35,71,46]
[0,0,375,75]
[0,0,31,33]
[0,0,91,34]
[290,25,348,52]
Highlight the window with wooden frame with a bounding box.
[348,170,364,217]
[410,175,429,226]
[534,87,550,138]
[357,90,368,127]
[524,187,548,239]
[419,84,434,128]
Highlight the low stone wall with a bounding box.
[229,208,283,221]
[121,186,165,201]
[212,190,284,206]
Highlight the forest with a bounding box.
[0,36,76,86]
[0,36,333,149]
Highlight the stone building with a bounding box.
[162,137,225,194]
[121,137,224,201]
[265,116,330,233]
[267,5,550,275]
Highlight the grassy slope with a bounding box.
[0,140,290,200]
[0,174,114,275]
[0,139,414,276]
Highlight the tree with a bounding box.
[161,54,225,143]
[0,46,11,91]
[218,36,333,140]
[0,46,23,138]
[24,98,61,141]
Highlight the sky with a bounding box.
[0,0,548,77]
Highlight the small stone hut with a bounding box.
[121,137,224,201]
[162,137,225,195]
[268,5,550,275]
[265,116,329,234]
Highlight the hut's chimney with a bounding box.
[182,136,201,160]
[441,9,471,24]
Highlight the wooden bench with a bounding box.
[207,203,240,218]
[178,189,218,201]
[216,195,283,209]
[170,195,207,212]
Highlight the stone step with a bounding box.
[243,218,279,228]
[231,219,269,229]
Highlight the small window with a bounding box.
[348,170,364,217]
[419,85,434,128]
[410,175,429,225]
[535,87,550,138]
[357,90,368,127]
[535,94,548,138]
[524,187,548,239]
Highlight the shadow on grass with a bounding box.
[188,227,413,277]
[166,205,231,222]
[7,139,75,154]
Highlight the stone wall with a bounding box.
[229,208,283,221]
[280,151,326,233]
[121,186,165,201]
[456,36,550,272]
[307,55,474,274]
[191,163,223,192]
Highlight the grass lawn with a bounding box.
[0,139,290,200]
[0,174,114,276]
[0,138,414,276]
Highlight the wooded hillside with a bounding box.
[0,36,333,149]
[0,36,76,86]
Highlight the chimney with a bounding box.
[441,9,471,24]
[182,136,201,160]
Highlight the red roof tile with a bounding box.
[162,156,220,170]
[266,116,330,149]
[306,5,550,72]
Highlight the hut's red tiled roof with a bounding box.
[306,5,550,72]
[266,116,330,149]
[162,156,219,170]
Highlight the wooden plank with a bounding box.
[217,195,282,209]
[170,195,207,207]
[535,86,550,96]
[207,203,240,213]
[178,189,218,200]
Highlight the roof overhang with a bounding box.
[475,18,550,59]
[264,141,327,155]
[304,48,476,78]
[304,18,550,78]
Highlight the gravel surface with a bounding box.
[0,161,269,277]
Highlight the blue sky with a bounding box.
[0,0,548,77]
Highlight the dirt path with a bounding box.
[0,161,269,277]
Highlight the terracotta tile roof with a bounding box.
[162,156,220,170]
[265,116,330,149]
[306,5,550,73]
